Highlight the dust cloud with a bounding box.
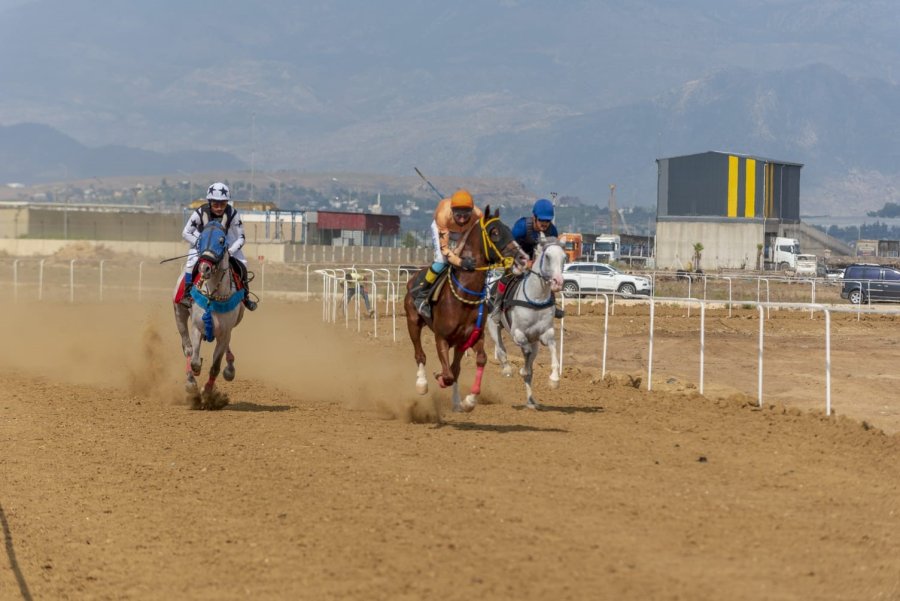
[0,300,441,419]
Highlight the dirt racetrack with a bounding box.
[2,299,900,600]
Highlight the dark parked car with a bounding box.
[840,264,900,304]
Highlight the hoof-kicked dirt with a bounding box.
[1,301,899,600]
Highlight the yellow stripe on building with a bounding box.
[744,158,756,218]
[727,155,738,217]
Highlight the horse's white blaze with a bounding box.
[415,363,428,395]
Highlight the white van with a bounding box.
[794,254,818,277]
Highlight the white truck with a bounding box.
[591,234,621,263]
[765,236,800,271]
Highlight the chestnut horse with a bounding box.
[405,207,528,412]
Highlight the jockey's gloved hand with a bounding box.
[460,257,476,271]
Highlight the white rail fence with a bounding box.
[311,265,900,419]
[3,257,895,418]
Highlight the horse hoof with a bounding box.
[191,364,202,377]
[526,401,541,411]
[415,380,428,395]
[548,377,560,390]
[501,366,514,378]
[461,395,477,412]
[223,365,236,381]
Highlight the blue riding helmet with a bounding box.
[532,198,554,221]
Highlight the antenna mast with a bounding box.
[609,184,619,235]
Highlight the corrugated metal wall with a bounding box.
[657,151,801,223]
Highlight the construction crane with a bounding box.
[608,183,631,235]
[609,184,620,235]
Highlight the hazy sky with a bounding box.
[3,1,900,207]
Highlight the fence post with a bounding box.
[260,261,266,300]
[69,259,76,303]
[13,259,19,304]
[99,259,106,302]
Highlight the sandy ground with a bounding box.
[1,299,899,600]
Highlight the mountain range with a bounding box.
[3,0,900,215]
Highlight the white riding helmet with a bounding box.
[206,182,230,202]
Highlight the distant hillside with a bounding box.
[0,123,245,185]
[4,2,900,213]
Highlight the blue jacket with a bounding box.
[512,217,559,259]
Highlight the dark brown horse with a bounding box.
[405,207,528,412]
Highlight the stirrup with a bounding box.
[414,298,431,320]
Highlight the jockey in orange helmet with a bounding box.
[410,188,483,320]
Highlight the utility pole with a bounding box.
[609,184,619,235]
[250,112,256,201]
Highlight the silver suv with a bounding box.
[562,262,651,297]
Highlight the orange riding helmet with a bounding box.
[450,189,474,210]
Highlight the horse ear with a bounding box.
[484,204,492,218]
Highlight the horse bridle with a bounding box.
[446,215,519,305]
[527,241,565,284]
[196,255,232,302]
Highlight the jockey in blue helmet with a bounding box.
[511,198,559,259]
[491,198,564,319]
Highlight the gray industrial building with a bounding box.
[655,151,804,270]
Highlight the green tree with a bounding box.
[692,242,704,271]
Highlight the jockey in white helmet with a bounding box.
[181,182,257,311]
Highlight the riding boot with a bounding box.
[488,281,504,322]
[412,264,443,320]
[183,273,194,304]
[241,276,258,311]
[490,277,511,322]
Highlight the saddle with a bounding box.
[492,273,555,314]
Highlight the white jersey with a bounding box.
[182,205,247,271]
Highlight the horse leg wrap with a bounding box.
[471,365,485,396]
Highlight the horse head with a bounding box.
[480,206,529,275]
[535,236,566,293]
[196,221,230,285]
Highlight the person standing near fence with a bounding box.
[345,269,373,317]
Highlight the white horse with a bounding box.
[487,238,566,409]
[173,221,245,409]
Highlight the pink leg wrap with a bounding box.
[471,365,485,396]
